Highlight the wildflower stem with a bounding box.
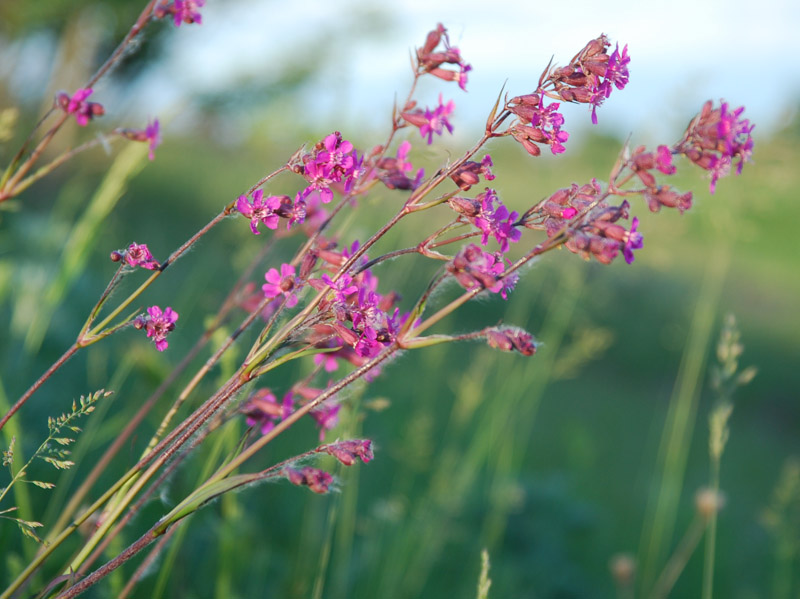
[0,113,70,202]
[0,343,79,434]
[406,233,565,339]
[0,1,158,203]
[1,467,141,599]
[203,346,395,495]
[49,241,275,536]
[66,377,246,572]
[86,207,231,339]
[10,135,117,197]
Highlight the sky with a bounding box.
[130,0,800,145]
[2,0,798,145]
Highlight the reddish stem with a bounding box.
[0,343,79,433]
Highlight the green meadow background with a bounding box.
[1,3,799,598]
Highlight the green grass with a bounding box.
[1,103,798,598]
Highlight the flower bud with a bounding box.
[486,327,537,356]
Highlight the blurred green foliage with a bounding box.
[1,4,799,598]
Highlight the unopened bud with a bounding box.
[448,196,481,217]
[486,327,537,356]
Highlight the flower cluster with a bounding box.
[628,145,692,213]
[294,132,363,204]
[568,199,642,265]
[471,189,522,253]
[300,243,405,365]
[57,89,104,127]
[416,23,472,91]
[674,100,754,193]
[236,190,304,234]
[447,244,518,299]
[546,35,630,124]
[524,181,643,264]
[134,305,178,351]
[508,94,570,156]
[449,155,495,192]
[155,0,205,27]
[110,242,160,270]
[401,94,456,145]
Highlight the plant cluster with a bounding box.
[0,3,754,597]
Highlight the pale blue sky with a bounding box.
[130,0,798,144]
[2,0,795,144]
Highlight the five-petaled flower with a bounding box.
[263,263,299,307]
[402,94,455,145]
[115,242,160,270]
[134,306,179,351]
[236,190,284,234]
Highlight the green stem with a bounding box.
[649,515,708,599]
[155,346,396,535]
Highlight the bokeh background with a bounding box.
[1,1,799,598]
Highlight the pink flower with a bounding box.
[145,119,161,160]
[655,145,676,175]
[236,190,283,234]
[314,352,339,372]
[402,94,455,145]
[134,306,179,351]
[420,95,455,144]
[120,242,159,270]
[58,88,104,127]
[299,132,362,203]
[243,389,293,435]
[310,404,341,440]
[472,189,522,253]
[447,244,516,299]
[262,263,299,308]
[622,217,644,264]
[676,100,754,193]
